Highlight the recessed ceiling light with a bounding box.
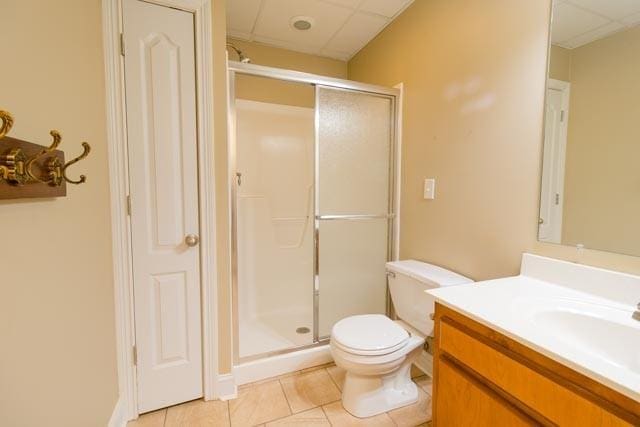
[290,16,314,31]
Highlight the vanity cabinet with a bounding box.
[432,303,640,427]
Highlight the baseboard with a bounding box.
[215,373,238,401]
[108,397,128,427]
[233,345,332,386]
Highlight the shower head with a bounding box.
[227,43,251,64]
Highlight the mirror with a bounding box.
[538,0,640,257]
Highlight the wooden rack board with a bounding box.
[0,136,66,199]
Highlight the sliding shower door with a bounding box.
[315,86,395,339]
[230,64,397,363]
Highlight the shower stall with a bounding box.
[228,62,400,364]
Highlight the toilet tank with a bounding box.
[386,260,473,337]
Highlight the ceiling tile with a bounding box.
[227,0,263,33]
[359,0,412,18]
[227,30,252,41]
[552,2,611,43]
[254,0,353,48]
[621,10,640,25]
[252,35,321,55]
[319,48,352,61]
[321,0,362,9]
[325,12,388,54]
[562,21,625,48]
[565,0,640,20]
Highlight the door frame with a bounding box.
[227,61,401,365]
[102,0,218,420]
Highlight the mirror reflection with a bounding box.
[539,0,640,256]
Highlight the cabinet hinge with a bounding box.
[126,195,131,216]
[555,193,560,205]
[132,345,137,366]
[120,33,125,57]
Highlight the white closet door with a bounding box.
[123,0,202,413]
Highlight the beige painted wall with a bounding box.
[228,38,348,78]
[228,38,347,108]
[215,37,347,372]
[549,45,572,81]
[349,0,640,279]
[0,1,117,426]
[349,0,551,280]
[561,27,640,257]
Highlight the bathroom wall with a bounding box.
[227,38,348,78]
[0,1,117,426]
[228,38,348,108]
[348,0,640,279]
[560,26,640,257]
[348,0,551,280]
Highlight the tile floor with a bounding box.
[129,364,433,427]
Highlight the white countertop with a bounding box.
[427,255,640,403]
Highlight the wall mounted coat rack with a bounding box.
[0,110,90,200]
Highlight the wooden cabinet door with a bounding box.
[436,357,539,426]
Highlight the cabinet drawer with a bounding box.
[438,319,630,427]
[437,356,537,426]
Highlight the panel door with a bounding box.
[539,84,568,243]
[123,0,202,413]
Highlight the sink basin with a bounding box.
[515,297,640,376]
[428,254,640,402]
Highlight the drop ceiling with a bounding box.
[226,0,414,61]
[552,0,640,49]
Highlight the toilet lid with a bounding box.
[331,314,409,355]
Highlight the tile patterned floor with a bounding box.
[128,364,433,427]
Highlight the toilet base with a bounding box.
[341,358,419,418]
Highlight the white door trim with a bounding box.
[102,0,218,420]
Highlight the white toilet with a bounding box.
[330,260,473,418]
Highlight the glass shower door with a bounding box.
[316,86,395,339]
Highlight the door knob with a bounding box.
[185,234,199,247]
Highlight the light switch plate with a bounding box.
[424,178,435,200]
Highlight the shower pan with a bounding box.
[228,62,400,365]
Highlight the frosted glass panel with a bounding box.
[318,219,389,338]
[317,87,393,215]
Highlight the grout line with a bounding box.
[248,0,265,42]
[278,379,295,417]
[324,367,342,391]
[319,404,334,426]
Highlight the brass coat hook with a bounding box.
[25,130,62,185]
[0,110,91,194]
[61,142,91,184]
[0,110,14,139]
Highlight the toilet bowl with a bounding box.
[330,260,473,418]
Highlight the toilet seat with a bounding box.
[331,314,410,356]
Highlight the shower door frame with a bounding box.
[228,61,400,364]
